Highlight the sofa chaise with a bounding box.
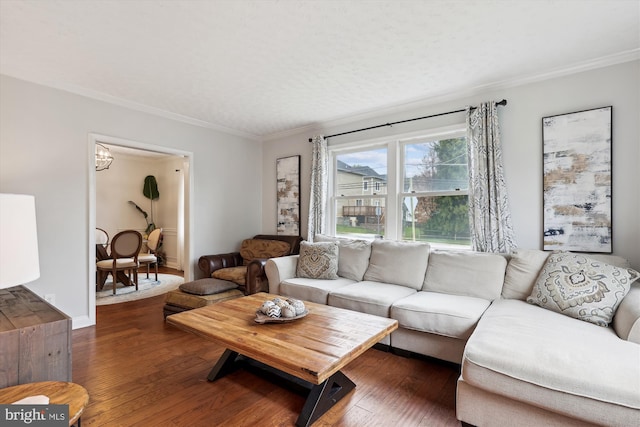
[265,235,640,426]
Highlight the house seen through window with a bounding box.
[330,127,470,248]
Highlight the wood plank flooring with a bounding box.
[73,281,462,426]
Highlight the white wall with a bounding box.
[96,150,183,269]
[154,155,186,269]
[261,60,640,270]
[0,75,263,328]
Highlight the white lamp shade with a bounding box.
[0,194,40,288]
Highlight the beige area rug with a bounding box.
[96,273,184,305]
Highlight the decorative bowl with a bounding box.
[254,309,309,324]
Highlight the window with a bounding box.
[329,127,470,248]
[333,147,387,238]
[402,136,470,246]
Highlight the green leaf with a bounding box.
[128,201,148,219]
[143,175,159,200]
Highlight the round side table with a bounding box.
[0,381,89,426]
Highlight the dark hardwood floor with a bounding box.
[74,277,462,426]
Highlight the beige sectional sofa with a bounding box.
[265,236,640,427]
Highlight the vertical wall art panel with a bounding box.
[542,106,612,253]
[276,155,301,236]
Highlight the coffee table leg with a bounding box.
[207,349,240,381]
[296,370,355,427]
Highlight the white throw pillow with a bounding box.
[363,240,430,290]
[296,241,339,280]
[502,249,550,300]
[422,250,507,300]
[526,251,639,326]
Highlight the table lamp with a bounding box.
[0,194,40,290]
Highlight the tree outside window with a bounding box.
[403,137,470,245]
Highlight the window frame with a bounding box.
[327,124,468,246]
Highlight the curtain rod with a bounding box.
[308,99,507,142]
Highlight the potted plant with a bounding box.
[129,175,160,235]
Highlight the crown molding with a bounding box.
[1,73,262,142]
[262,122,324,142]
[262,49,640,142]
[5,48,637,144]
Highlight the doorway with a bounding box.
[88,133,193,325]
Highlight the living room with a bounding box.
[0,1,638,426]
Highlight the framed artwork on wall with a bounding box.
[542,106,612,253]
[276,155,301,236]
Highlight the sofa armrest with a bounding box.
[613,282,640,344]
[265,255,299,295]
[245,259,269,295]
[198,252,244,278]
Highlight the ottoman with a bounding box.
[163,278,244,318]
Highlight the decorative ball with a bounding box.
[281,305,296,318]
[287,299,306,315]
[260,301,276,315]
[274,299,289,309]
[266,305,281,318]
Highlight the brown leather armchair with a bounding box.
[198,234,302,295]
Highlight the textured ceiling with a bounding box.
[1,0,638,139]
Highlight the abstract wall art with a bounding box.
[542,106,612,253]
[276,155,301,236]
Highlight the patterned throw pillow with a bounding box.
[240,239,291,264]
[296,241,339,280]
[526,251,639,326]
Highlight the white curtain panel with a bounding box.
[307,135,328,242]
[466,102,517,253]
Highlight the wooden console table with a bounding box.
[0,286,72,388]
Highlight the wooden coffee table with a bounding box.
[166,292,398,426]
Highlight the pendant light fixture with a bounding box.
[95,143,113,171]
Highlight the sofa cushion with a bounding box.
[179,278,238,295]
[463,299,640,424]
[328,281,416,317]
[363,240,430,290]
[280,276,356,304]
[526,251,639,326]
[391,291,490,340]
[502,249,632,301]
[212,266,247,285]
[613,282,640,343]
[502,249,550,300]
[422,251,506,300]
[240,238,291,264]
[296,241,339,279]
[315,234,372,281]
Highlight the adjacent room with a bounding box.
[0,1,638,426]
[94,143,187,306]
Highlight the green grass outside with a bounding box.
[336,224,470,246]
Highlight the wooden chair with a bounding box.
[96,230,142,295]
[95,227,109,249]
[138,228,163,281]
[95,227,110,290]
